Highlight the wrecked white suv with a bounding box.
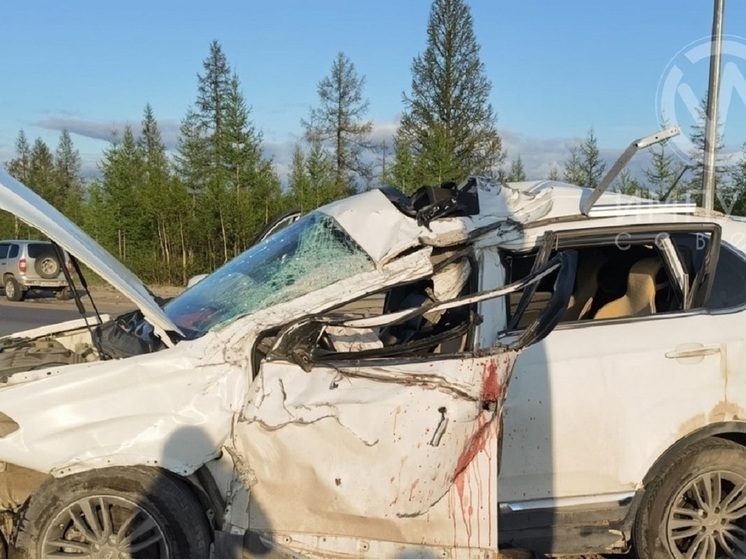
[0,168,572,558]
[2,126,746,559]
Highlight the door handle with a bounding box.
[665,343,721,362]
[429,407,448,447]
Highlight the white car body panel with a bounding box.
[500,312,744,502]
[0,339,243,476]
[492,207,746,554]
[321,189,423,264]
[3,315,112,342]
[232,352,515,556]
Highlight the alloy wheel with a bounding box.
[42,495,169,558]
[666,470,746,558]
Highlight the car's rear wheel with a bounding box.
[34,251,60,279]
[55,288,71,300]
[12,466,211,559]
[4,277,24,302]
[634,437,746,559]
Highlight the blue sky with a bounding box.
[2,0,746,182]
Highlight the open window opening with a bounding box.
[250,250,479,374]
[253,246,576,375]
[502,225,720,330]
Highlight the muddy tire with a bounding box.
[33,251,60,279]
[12,466,211,559]
[634,437,746,559]
[4,277,24,302]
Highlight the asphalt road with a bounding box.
[0,292,128,337]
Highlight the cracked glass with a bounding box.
[165,213,374,338]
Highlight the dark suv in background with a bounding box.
[0,240,71,301]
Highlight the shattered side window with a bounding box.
[164,213,374,337]
[503,230,717,330]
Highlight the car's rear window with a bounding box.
[26,243,52,258]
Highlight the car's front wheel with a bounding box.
[12,466,211,559]
[4,277,24,302]
[634,437,746,559]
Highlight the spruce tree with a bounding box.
[28,138,56,203]
[547,164,562,181]
[506,156,527,182]
[643,143,686,201]
[138,104,179,282]
[305,135,338,208]
[614,168,649,198]
[5,130,31,184]
[685,98,730,210]
[289,144,312,212]
[98,126,146,263]
[396,0,502,186]
[728,144,746,216]
[563,129,605,188]
[386,136,419,194]
[3,130,33,237]
[563,147,585,186]
[303,52,373,193]
[54,130,84,223]
[175,41,276,268]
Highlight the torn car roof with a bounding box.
[320,176,698,259]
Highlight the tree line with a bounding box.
[3,0,745,286]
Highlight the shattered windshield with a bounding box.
[164,213,374,338]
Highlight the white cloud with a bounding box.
[499,129,586,180]
[37,117,182,150]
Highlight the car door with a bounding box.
[240,352,504,555]
[705,237,746,428]
[498,224,742,536]
[229,249,576,557]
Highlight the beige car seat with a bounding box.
[594,257,663,320]
[563,254,608,321]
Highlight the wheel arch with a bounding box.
[632,428,746,559]
[46,458,223,531]
[18,463,218,524]
[643,421,746,486]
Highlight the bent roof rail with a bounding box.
[580,126,681,216]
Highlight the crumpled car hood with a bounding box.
[0,170,182,337]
